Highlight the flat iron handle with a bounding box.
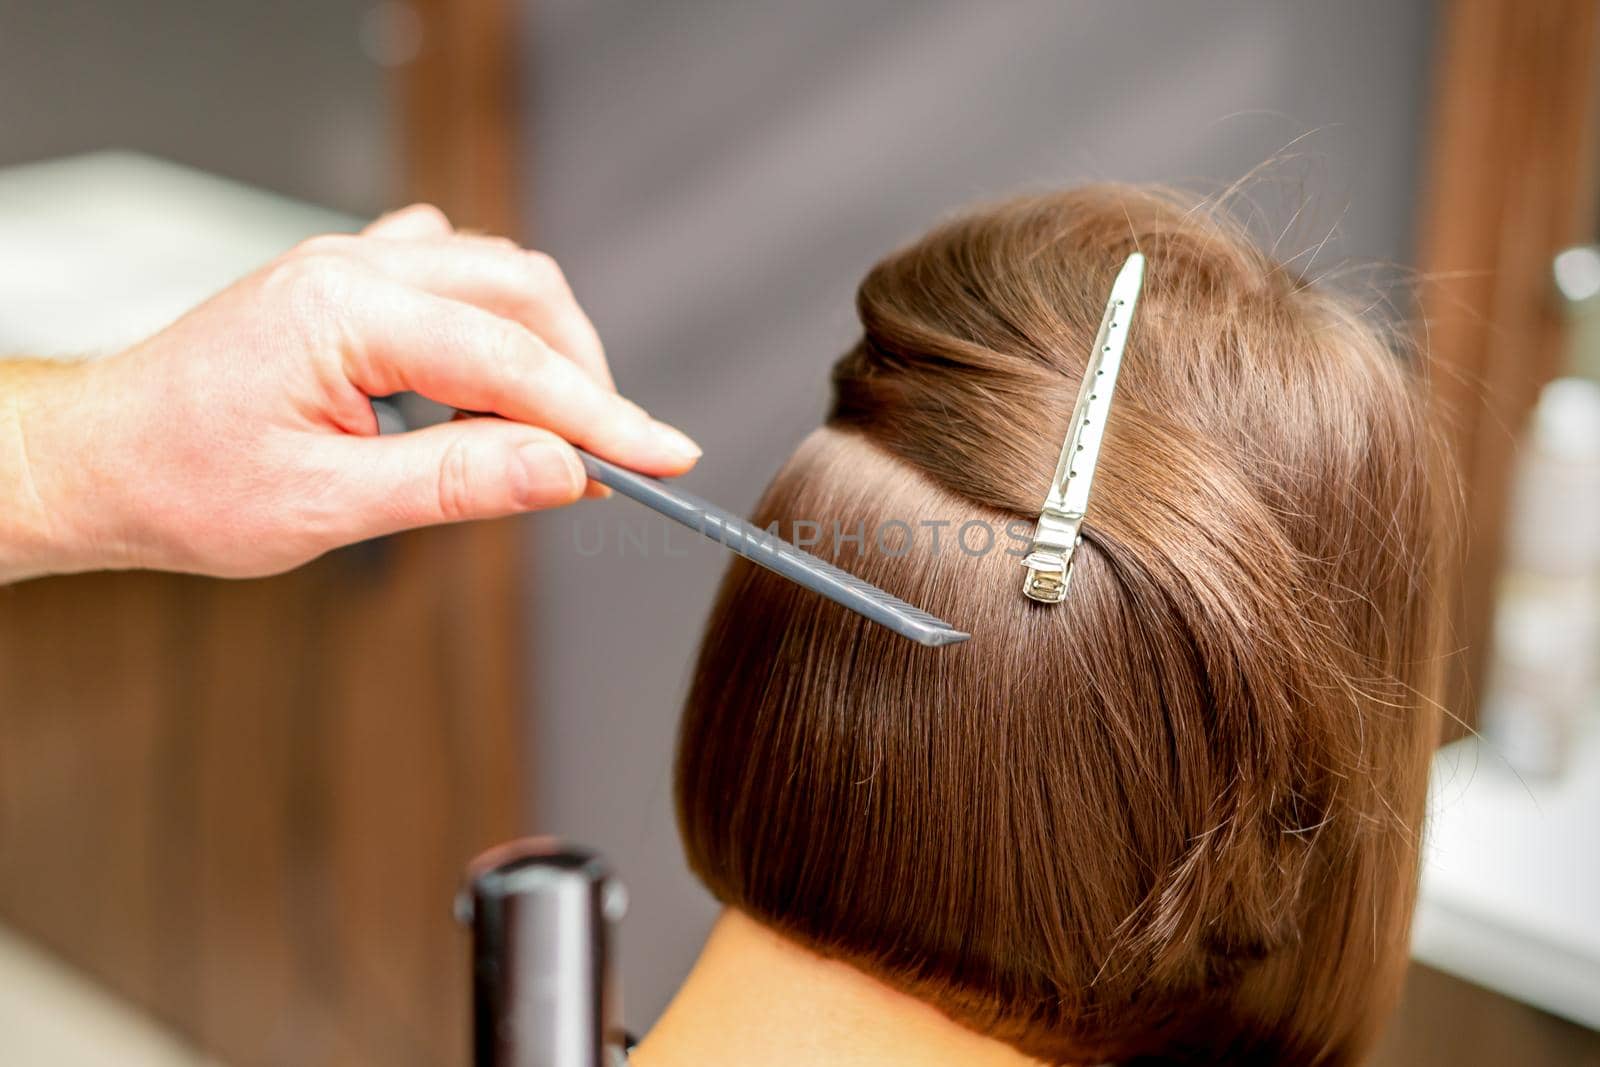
[459,838,626,1067]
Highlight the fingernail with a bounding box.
[651,420,702,461]
[516,440,585,502]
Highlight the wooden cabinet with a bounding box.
[0,526,523,1066]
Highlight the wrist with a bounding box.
[0,357,135,580]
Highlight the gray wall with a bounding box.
[526,0,1438,1030]
[0,1,388,214]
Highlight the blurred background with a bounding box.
[1,1,1597,1065]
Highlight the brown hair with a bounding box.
[674,185,1450,1065]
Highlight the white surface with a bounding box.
[1414,710,1600,1029]
[0,927,217,1067]
[0,151,353,357]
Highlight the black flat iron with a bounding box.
[460,838,630,1067]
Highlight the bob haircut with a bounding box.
[675,185,1450,1065]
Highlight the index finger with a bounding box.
[319,234,616,392]
[332,268,700,476]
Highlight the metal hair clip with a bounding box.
[1020,252,1146,603]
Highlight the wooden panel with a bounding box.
[397,0,523,235]
[1413,0,1600,733]
[0,530,524,1067]
[0,571,190,1021]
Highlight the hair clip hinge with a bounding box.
[1020,510,1081,603]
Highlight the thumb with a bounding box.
[329,418,588,539]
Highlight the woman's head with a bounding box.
[675,185,1449,1065]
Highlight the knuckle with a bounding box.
[436,436,477,523]
[294,233,354,258]
[482,323,544,383]
[268,252,355,318]
[402,202,451,228]
[521,249,565,290]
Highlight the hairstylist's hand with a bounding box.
[0,204,700,582]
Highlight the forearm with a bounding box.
[0,357,122,583]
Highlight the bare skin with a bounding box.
[0,204,700,583]
[632,909,1048,1067]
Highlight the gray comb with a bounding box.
[577,450,970,647]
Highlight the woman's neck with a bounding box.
[630,908,1046,1067]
